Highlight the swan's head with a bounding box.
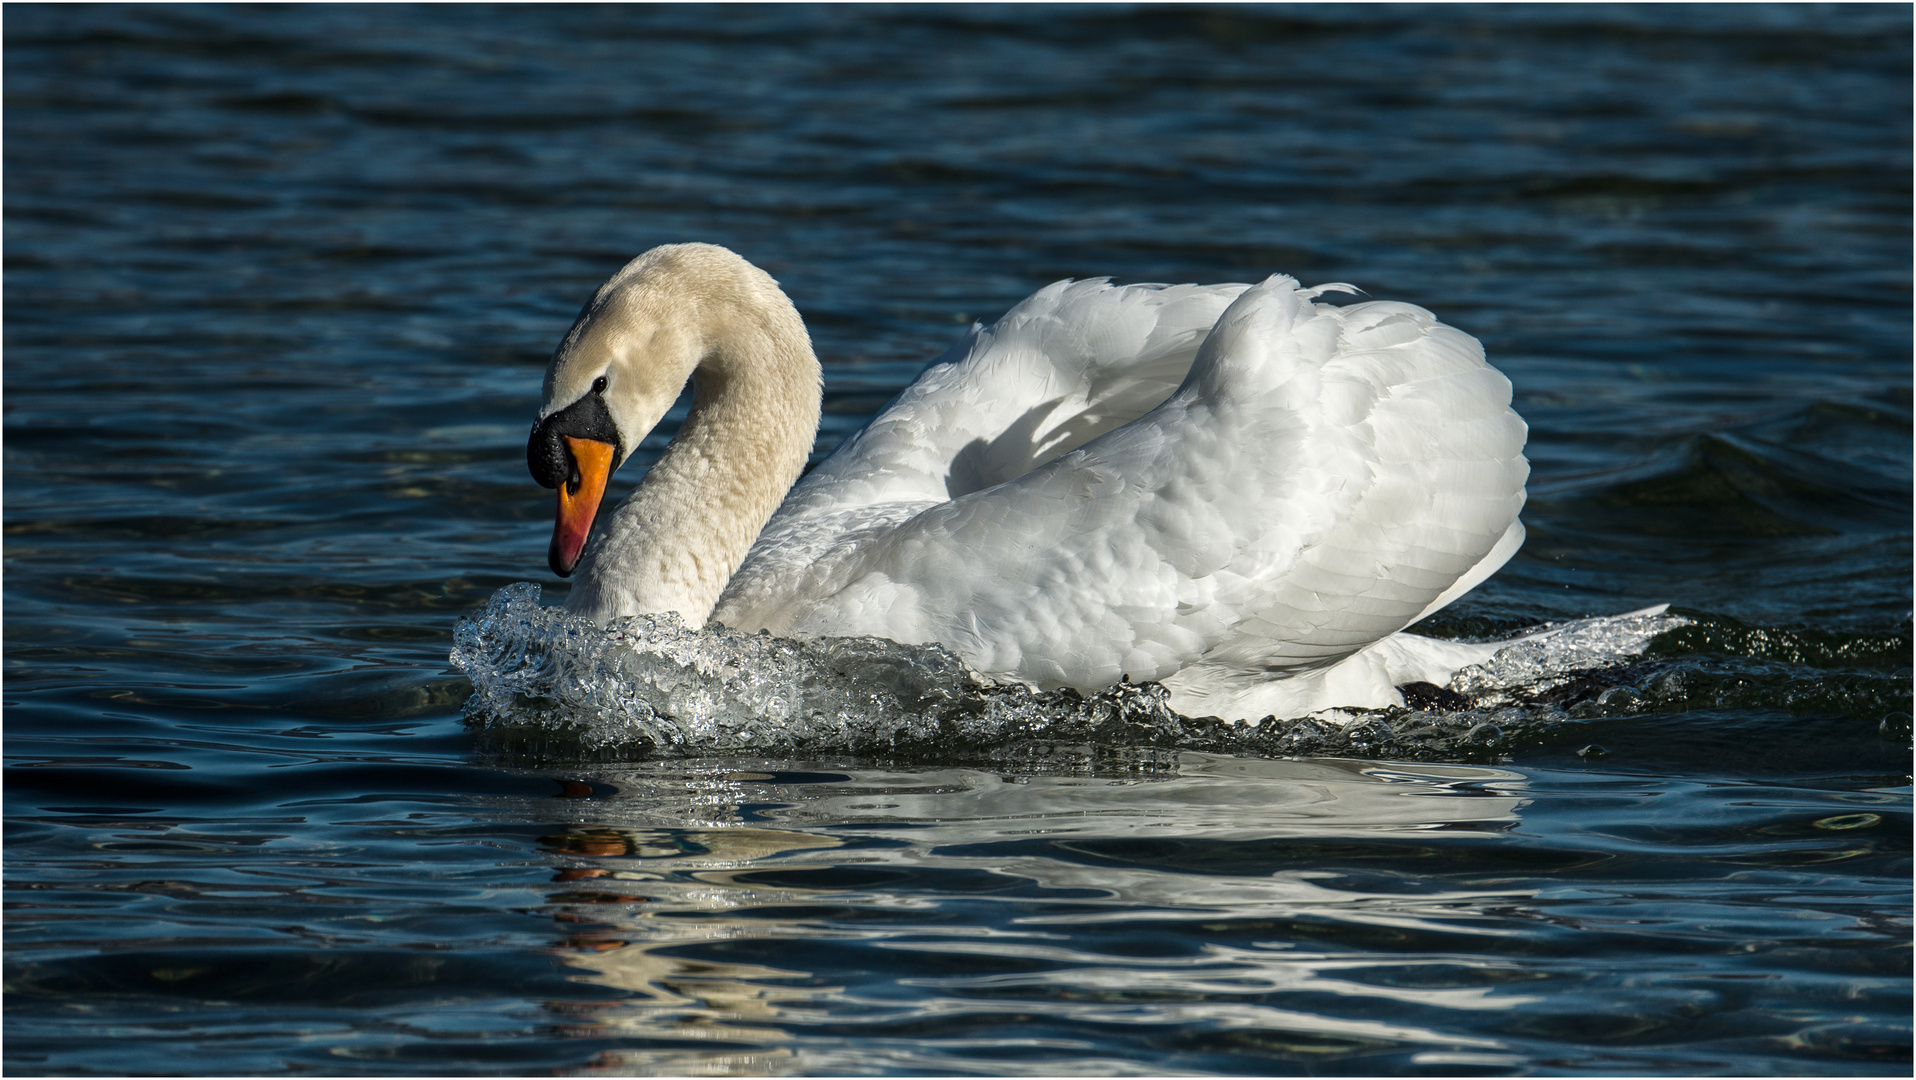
[527,243,808,576]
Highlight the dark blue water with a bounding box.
[6,5,1909,1075]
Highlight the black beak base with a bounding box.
[528,391,622,490]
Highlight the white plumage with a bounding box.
[537,244,1531,721]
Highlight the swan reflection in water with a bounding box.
[518,755,1541,1075]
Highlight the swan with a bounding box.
[527,243,1533,721]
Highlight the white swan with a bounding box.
[527,243,1532,721]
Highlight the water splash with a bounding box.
[451,583,1708,764]
[1448,606,1692,704]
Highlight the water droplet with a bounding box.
[1466,722,1502,747]
[1880,713,1911,741]
[1646,669,1690,701]
[1595,686,1642,710]
[1346,718,1395,749]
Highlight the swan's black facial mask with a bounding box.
[528,391,622,491]
[528,389,624,577]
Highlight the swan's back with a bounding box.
[715,275,1527,709]
[719,279,1247,614]
[782,279,1246,513]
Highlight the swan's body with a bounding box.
[531,244,1529,721]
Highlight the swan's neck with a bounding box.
[570,316,820,626]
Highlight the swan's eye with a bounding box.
[592,375,608,394]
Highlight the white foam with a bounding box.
[1449,605,1690,703]
[452,583,1171,755]
[451,584,1686,759]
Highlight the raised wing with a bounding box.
[717,275,1527,693]
[718,279,1246,619]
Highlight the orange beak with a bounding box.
[549,436,615,577]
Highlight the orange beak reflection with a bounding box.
[549,436,616,577]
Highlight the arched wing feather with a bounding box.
[717,276,1527,693]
